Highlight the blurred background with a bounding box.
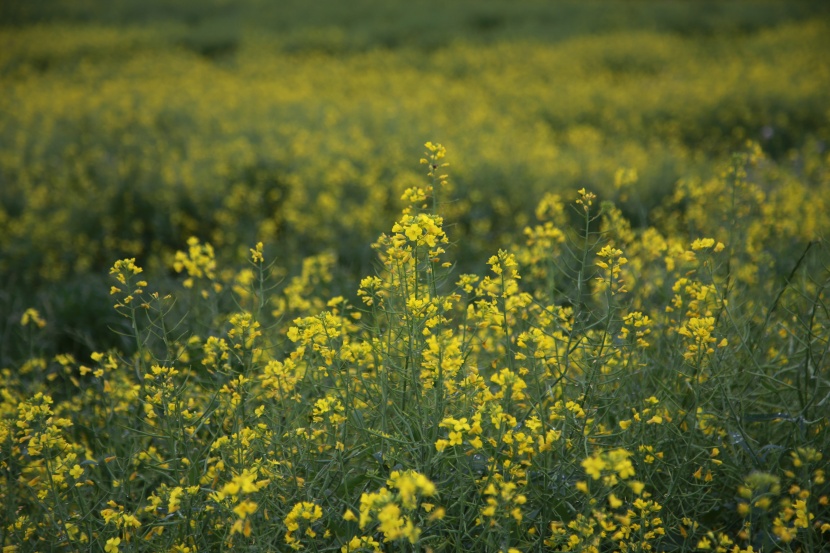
[1,0,829,362]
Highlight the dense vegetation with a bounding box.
[1,1,829,551]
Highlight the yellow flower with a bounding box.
[691,237,716,251]
[342,535,382,553]
[428,507,446,521]
[104,537,121,553]
[405,223,422,241]
[582,455,606,480]
[233,500,258,520]
[250,242,264,263]
[607,449,635,479]
[20,308,46,328]
[285,502,323,549]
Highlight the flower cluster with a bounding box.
[353,470,440,545]
[3,139,829,553]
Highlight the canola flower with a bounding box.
[2,129,830,553]
[1,13,828,290]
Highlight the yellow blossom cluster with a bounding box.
[2,117,830,553]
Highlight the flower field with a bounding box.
[1,1,830,551]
